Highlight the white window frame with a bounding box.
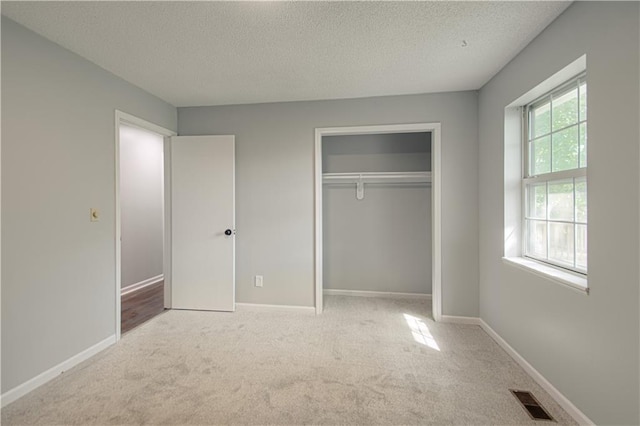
[522,73,587,276]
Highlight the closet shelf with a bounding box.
[322,171,431,185]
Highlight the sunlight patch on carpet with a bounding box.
[403,314,440,351]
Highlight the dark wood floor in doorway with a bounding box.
[121,281,165,334]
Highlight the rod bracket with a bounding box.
[356,176,364,200]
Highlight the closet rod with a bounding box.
[322,171,431,185]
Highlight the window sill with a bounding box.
[502,257,589,295]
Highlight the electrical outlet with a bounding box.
[254,275,263,287]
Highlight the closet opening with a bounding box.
[115,111,176,339]
[314,123,442,319]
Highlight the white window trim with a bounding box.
[521,73,587,276]
[503,54,589,293]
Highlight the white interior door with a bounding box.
[171,135,235,311]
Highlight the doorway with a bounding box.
[115,111,176,339]
[314,123,442,319]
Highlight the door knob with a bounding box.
[224,229,233,236]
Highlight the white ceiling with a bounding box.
[2,1,571,107]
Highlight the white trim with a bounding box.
[314,122,442,320]
[502,257,588,294]
[235,303,315,313]
[323,289,431,300]
[314,130,324,315]
[524,167,586,184]
[0,335,116,408]
[116,111,177,138]
[431,124,442,321]
[479,319,594,425]
[115,110,176,342]
[163,136,173,310]
[440,315,482,325]
[120,274,164,296]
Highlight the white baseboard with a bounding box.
[121,274,163,296]
[235,303,315,313]
[323,289,432,300]
[437,315,593,425]
[440,315,482,325]
[1,335,116,408]
[478,319,594,426]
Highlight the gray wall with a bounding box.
[119,124,164,289]
[323,133,431,294]
[322,132,431,173]
[478,2,639,424]
[178,91,478,313]
[323,186,431,294]
[1,18,177,393]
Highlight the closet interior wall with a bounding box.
[322,132,432,295]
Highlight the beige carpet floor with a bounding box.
[2,296,576,425]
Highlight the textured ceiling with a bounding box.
[2,1,571,107]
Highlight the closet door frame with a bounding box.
[314,122,442,320]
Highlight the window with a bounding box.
[523,75,587,274]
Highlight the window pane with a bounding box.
[523,76,587,275]
[527,219,547,258]
[530,136,551,175]
[579,122,587,168]
[552,126,579,172]
[532,102,551,138]
[527,183,546,219]
[579,82,587,122]
[576,224,587,270]
[548,222,574,266]
[552,87,578,131]
[548,180,574,221]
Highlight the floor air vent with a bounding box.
[510,389,555,421]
